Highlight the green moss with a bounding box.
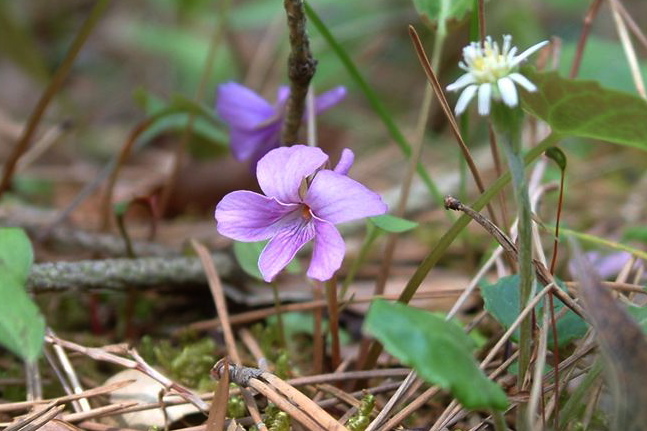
[138,335,216,391]
[346,393,375,431]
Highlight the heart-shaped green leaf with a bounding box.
[0,227,33,283]
[364,299,508,410]
[522,69,647,151]
[481,275,588,347]
[0,228,45,363]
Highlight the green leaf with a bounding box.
[481,275,588,347]
[558,37,647,93]
[412,0,472,27]
[0,228,45,362]
[627,305,647,334]
[364,299,508,410]
[233,241,265,280]
[233,241,301,281]
[0,227,34,284]
[369,214,418,233]
[267,312,351,346]
[522,69,647,151]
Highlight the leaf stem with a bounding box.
[497,122,534,431]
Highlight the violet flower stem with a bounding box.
[325,277,341,370]
[271,282,287,349]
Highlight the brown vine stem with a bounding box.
[281,0,317,144]
[99,117,154,231]
[0,0,111,197]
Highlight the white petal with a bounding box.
[477,83,492,115]
[446,73,476,92]
[502,35,512,53]
[511,40,549,66]
[507,46,518,61]
[454,84,478,115]
[509,72,537,92]
[498,77,519,107]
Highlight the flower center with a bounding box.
[465,39,514,84]
[301,204,313,221]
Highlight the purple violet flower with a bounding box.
[215,145,387,282]
[216,82,347,166]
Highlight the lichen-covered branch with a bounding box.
[281,0,317,144]
[27,253,235,293]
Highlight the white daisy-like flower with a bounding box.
[446,35,549,116]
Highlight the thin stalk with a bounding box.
[498,128,534,431]
[570,0,603,78]
[271,282,287,350]
[477,0,486,42]
[325,277,341,370]
[312,280,324,374]
[341,225,380,298]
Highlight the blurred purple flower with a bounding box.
[215,145,387,282]
[215,82,346,166]
[571,251,645,281]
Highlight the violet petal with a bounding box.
[258,215,316,282]
[307,217,345,281]
[229,124,281,162]
[305,170,387,224]
[333,148,354,175]
[256,145,328,204]
[313,86,347,114]
[215,190,298,241]
[216,82,275,130]
[276,86,291,107]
